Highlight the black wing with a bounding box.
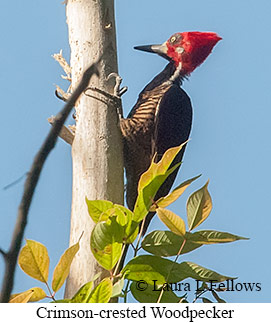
[143,85,193,233]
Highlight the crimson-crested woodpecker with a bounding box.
[120,31,221,234]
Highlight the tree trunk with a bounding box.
[65,0,123,298]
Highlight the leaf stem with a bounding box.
[134,217,146,256]
[45,281,56,302]
[123,279,131,303]
[193,288,209,303]
[119,217,146,303]
[157,237,187,303]
[113,244,127,277]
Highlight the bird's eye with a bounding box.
[169,34,182,45]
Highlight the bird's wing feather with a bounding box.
[142,85,193,234]
[153,84,192,165]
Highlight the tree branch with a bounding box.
[48,116,74,145]
[0,249,7,259]
[0,58,101,303]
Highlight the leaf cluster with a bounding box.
[12,143,248,303]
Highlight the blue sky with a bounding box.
[0,0,270,302]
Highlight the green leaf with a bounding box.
[130,281,180,303]
[112,277,125,298]
[123,256,234,286]
[152,175,201,210]
[90,204,138,244]
[141,230,202,257]
[90,218,123,270]
[187,180,212,231]
[72,281,93,303]
[125,221,139,244]
[52,239,80,292]
[157,208,186,236]
[98,206,128,226]
[122,255,185,285]
[133,143,186,223]
[85,198,114,223]
[186,230,249,244]
[18,240,49,283]
[178,262,235,282]
[87,278,113,303]
[112,205,139,243]
[114,204,133,226]
[10,287,47,303]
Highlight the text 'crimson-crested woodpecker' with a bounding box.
[120,31,221,234]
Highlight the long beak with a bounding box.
[134,42,168,57]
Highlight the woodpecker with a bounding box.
[120,31,221,234]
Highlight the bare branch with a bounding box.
[52,49,71,81]
[53,50,72,101]
[55,86,71,102]
[0,58,101,303]
[48,116,74,145]
[0,249,7,259]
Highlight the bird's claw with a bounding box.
[107,72,128,98]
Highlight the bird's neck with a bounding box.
[142,62,184,92]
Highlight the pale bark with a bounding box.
[65,0,123,298]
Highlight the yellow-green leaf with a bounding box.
[130,281,180,303]
[72,281,94,303]
[133,166,180,223]
[87,278,113,303]
[112,277,125,298]
[138,144,186,191]
[9,290,34,303]
[122,255,183,285]
[90,219,123,270]
[141,230,202,256]
[151,175,201,211]
[114,206,139,243]
[186,230,249,244]
[123,256,234,285]
[187,180,212,231]
[28,287,47,302]
[18,240,49,283]
[126,222,139,244]
[157,208,186,236]
[52,240,80,292]
[114,204,133,226]
[133,143,186,222]
[178,261,235,282]
[10,287,46,302]
[85,198,114,223]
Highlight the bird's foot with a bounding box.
[85,73,127,102]
[107,72,128,98]
[84,73,127,119]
